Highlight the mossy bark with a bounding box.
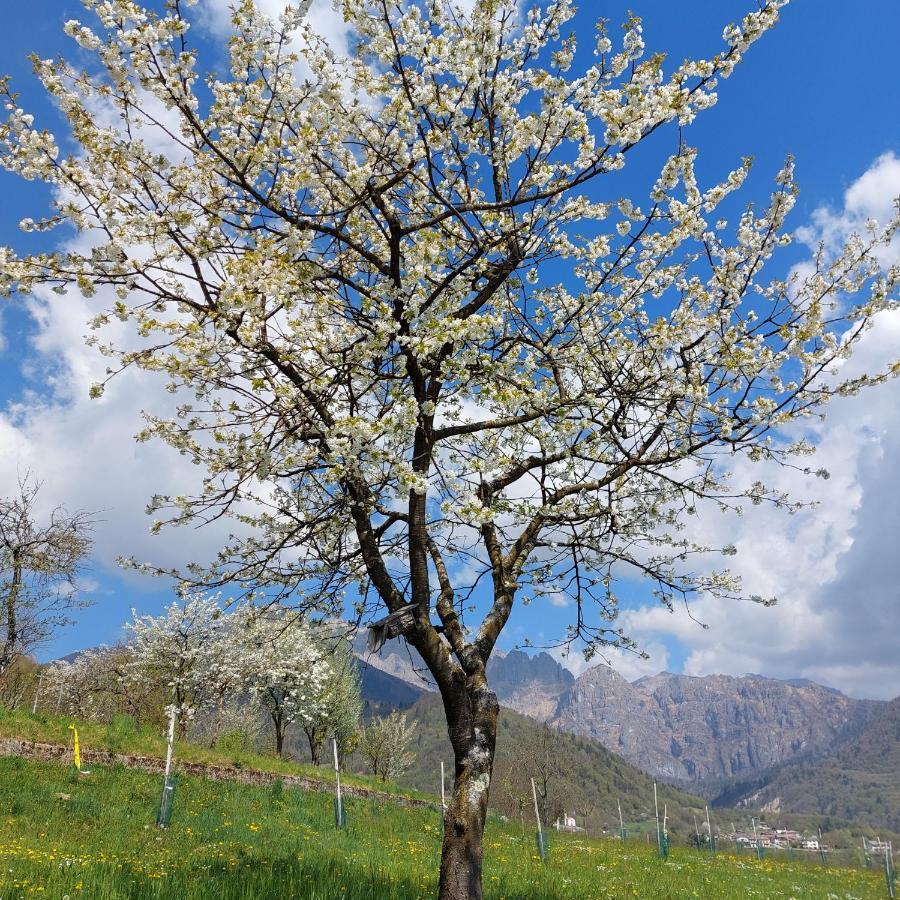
[437,683,499,900]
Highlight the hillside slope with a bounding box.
[398,693,709,838]
[718,695,900,831]
[1,755,886,900]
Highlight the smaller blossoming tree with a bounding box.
[237,608,329,757]
[300,636,363,765]
[360,710,418,783]
[126,592,238,736]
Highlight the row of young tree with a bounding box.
[41,593,416,778]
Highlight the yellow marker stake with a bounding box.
[69,724,81,771]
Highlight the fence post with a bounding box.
[157,706,177,828]
[659,803,669,860]
[705,805,715,855]
[654,782,661,855]
[751,818,763,861]
[333,738,345,828]
[531,778,547,862]
[886,842,896,899]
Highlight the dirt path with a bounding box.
[0,736,437,810]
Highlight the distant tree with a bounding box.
[300,637,363,765]
[1,1,897,896]
[238,609,329,757]
[361,711,418,782]
[0,477,93,675]
[494,766,531,836]
[125,592,235,735]
[515,724,567,827]
[0,654,39,709]
[45,647,120,721]
[43,642,161,724]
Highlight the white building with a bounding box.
[553,813,584,833]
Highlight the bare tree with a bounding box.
[519,725,568,828]
[0,476,94,675]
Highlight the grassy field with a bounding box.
[0,705,425,799]
[0,755,888,899]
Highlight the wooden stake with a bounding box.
[531,777,545,860]
[163,706,176,784]
[653,782,661,852]
[31,673,44,714]
[530,778,542,833]
[440,760,446,812]
[156,706,177,828]
[333,738,344,827]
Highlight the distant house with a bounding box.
[864,838,891,855]
[801,839,820,851]
[774,829,802,846]
[553,813,585,833]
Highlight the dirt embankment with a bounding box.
[0,737,437,810]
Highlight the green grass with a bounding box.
[0,756,887,899]
[0,705,424,798]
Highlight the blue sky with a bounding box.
[0,1,898,696]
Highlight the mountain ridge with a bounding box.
[715,695,900,830]
[351,640,885,799]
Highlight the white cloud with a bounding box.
[553,639,671,681]
[796,151,900,268]
[612,152,900,700]
[197,0,352,66]
[0,236,238,586]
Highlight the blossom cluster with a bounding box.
[0,0,896,668]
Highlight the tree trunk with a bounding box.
[1,557,22,674]
[273,712,285,758]
[437,685,499,900]
[307,730,322,766]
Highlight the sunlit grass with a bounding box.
[0,704,424,797]
[0,756,886,899]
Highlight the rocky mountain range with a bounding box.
[353,641,886,797]
[717,695,900,831]
[546,664,883,791]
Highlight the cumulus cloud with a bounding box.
[0,266,236,580]
[0,75,239,588]
[609,152,900,699]
[552,640,671,681]
[796,152,900,269]
[197,0,352,63]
